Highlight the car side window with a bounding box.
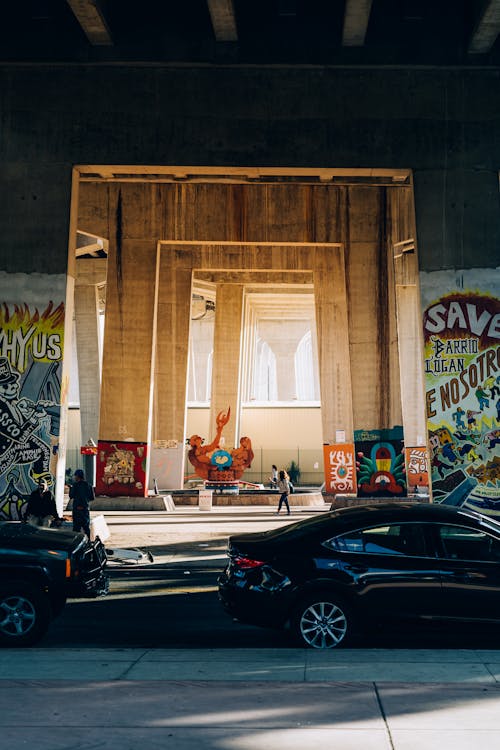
[324,523,427,557]
[436,524,500,563]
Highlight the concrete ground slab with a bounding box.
[126,660,307,681]
[305,662,495,684]
[0,680,384,730]
[390,730,500,750]
[1,727,391,750]
[379,683,500,729]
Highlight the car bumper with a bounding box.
[217,570,288,628]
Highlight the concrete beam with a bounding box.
[342,0,373,46]
[67,0,113,45]
[469,0,500,53]
[207,0,238,41]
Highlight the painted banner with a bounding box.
[405,447,429,488]
[0,280,65,520]
[323,443,357,494]
[422,276,500,514]
[354,427,406,497]
[96,440,147,497]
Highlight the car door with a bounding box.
[321,522,443,621]
[431,522,500,621]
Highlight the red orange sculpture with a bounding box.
[187,408,254,481]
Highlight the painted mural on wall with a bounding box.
[95,440,148,497]
[422,271,500,514]
[354,428,406,497]
[0,291,64,520]
[323,443,357,494]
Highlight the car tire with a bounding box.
[291,591,354,649]
[0,583,51,647]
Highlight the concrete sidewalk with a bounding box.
[2,649,500,750]
[1,647,500,683]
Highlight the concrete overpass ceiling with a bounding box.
[3,1,500,64]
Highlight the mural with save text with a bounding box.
[0,274,66,520]
[422,270,500,514]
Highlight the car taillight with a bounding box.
[65,558,72,578]
[234,556,265,570]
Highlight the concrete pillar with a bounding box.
[344,187,402,433]
[74,259,106,444]
[209,283,244,448]
[314,245,354,443]
[151,248,194,488]
[99,238,157,444]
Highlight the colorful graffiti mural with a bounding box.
[323,443,357,494]
[423,283,500,514]
[354,428,406,497]
[0,297,64,519]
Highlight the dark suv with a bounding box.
[0,522,108,646]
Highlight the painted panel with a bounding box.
[405,447,429,488]
[421,270,500,514]
[323,443,357,494]
[96,440,147,497]
[354,427,406,497]
[0,274,66,520]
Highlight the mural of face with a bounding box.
[0,357,20,400]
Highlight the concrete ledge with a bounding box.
[172,491,326,507]
[327,495,431,509]
[67,495,176,511]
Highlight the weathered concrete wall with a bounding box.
[1,66,499,273]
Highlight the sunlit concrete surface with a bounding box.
[2,666,500,750]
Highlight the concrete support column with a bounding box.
[344,187,402,433]
[74,283,100,482]
[314,246,354,443]
[151,248,194,488]
[388,187,426,447]
[209,283,244,448]
[74,261,106,445]
[273,346,297,401]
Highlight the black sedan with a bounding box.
[218,502,500,649]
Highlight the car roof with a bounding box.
[329,502,490,528]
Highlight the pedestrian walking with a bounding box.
[269,464,278,488]
[276,470,291,515]
[69,468,94,538]
[24,478,61,527]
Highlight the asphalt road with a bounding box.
[42,558,500,650]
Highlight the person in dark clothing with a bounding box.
[276,470,291,515]
[24,478,61,527]
[69,469,94,537]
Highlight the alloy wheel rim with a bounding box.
[300,601,347,648]
[0,596,36,637]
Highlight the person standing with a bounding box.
[69,469,94,537]
[24,478,61,527]
[269,464,278,488]
[276,470,291,515]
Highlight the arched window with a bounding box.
[295,330,319,401]
[253,338,277,401]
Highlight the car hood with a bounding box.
[0,522,84,551]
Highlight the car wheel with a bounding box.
[291,592,353,649]
[0,584,51,647]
